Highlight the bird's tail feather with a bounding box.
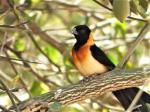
[113,87,150,112]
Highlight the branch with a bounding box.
[0,105,10,112]
[0,87,19,95]
[93,0,148,22]
[5,46,54,88]
[44,0,104,21]
[27,22,66,54]
[118,23,150,68]
[26,28,61,72]
[0,80,20,112]
[4,48,32,99]
[10,67,150,111]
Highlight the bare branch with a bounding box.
[5,46,56,88]
[26,26,61,72]
[0,87,19,95]
[118,23,150,68]
[4,45,32,98]
[27,22,66,54]
[10,67,150,111]
[126,89,144,112]
[0,80,20,112]
[0,56,45,65]
[93,0,148,22]
[0,105,10,112]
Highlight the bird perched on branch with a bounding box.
[71,25,150,112]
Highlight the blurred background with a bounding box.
[0,0,150,111]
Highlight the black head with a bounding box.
[72,25,91,40]
[72,25,91,50]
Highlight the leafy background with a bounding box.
[0,0,150,111]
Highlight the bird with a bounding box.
[71,25,150,112]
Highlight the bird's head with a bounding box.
[72,25,91,42]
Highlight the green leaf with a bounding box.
[107,52,118,65]
[113,0,130,22]
[30,81,49,96]
[63,56,74,69]
[14,39,26,52]
[44,46,62,64]
[113,21,127,38]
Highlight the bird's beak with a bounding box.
[72,27,78,35]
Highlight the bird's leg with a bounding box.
[81,74,97,83]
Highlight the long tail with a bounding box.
[113,87,150,112]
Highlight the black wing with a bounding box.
[90,44,115,70]
[90,45,150,111]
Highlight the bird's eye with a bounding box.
[72,28,78,35]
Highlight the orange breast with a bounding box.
[72,43,108,76]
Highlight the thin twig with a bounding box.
[8,49,60,88]
[26,26,61,72]
[116,19,150,112]
[0,21,29,30]
[5,46,55,88]
[0,32,7,54]
[7,0,20,23]
[118,23,150,68]
[24,34,62,87]
[126,89,143,112]
[1,13,59,88]
[0,105,10,112]
[0,80,20,112]
[0,69,12,82]
[4,48,32,98]
[0,55,46,65]
[45,0,104,21]
[93,0,112,11]
[4,49,18,74]
[93,0,148,22]
[27,22,66,54]
[93,1,150,111]
[0,87,19,95]
[95,100,124,112]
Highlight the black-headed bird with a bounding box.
[71,25,150,112]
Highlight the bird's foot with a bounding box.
[80,75,96,83]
